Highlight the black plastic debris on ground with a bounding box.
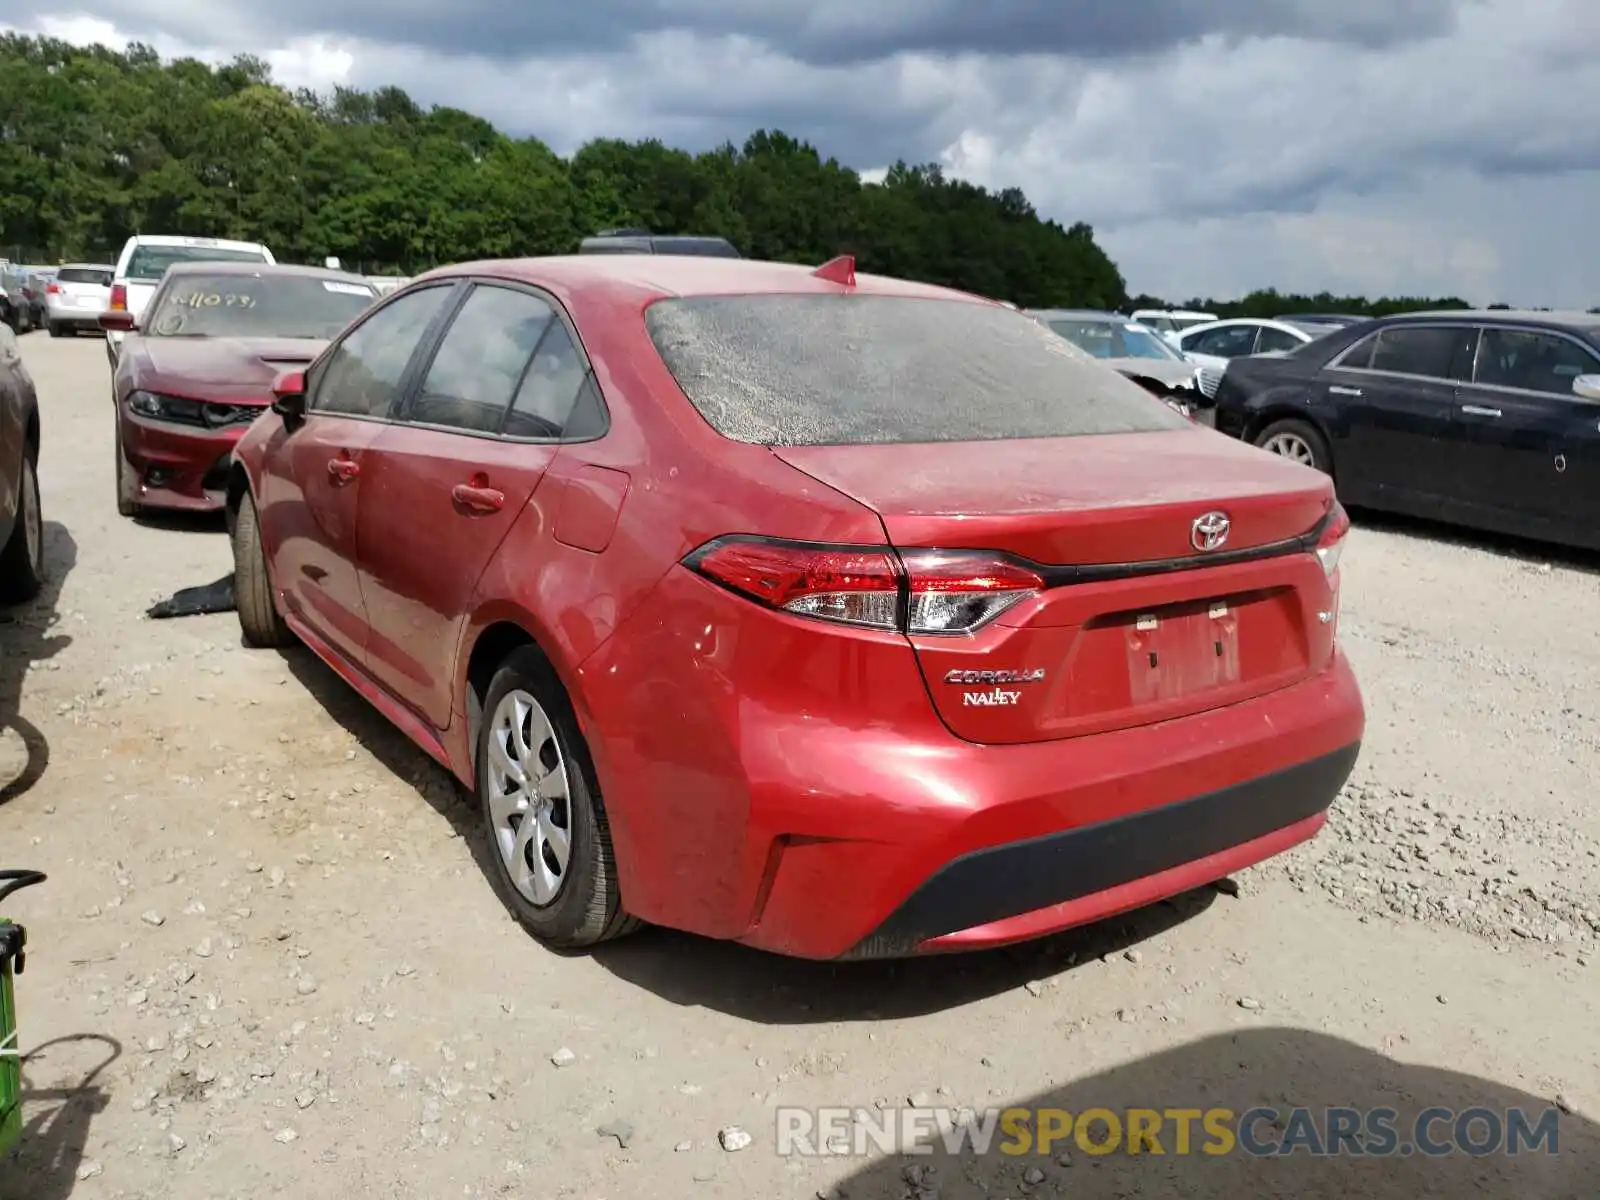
[147,574,236,619]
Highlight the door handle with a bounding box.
[452,480,505,514]
[1460,405,1502,418]
[326,456,359,484]
[1329,385,1362,397]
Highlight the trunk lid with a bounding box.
[772,428,1340,744]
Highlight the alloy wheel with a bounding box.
[485,688,573,906]
[1261,431,1317,467]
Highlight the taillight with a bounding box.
[1314,503,1350,577]
[109,283,127,311]
[46,283,60,295]
[684,538,1042,635]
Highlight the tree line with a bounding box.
[0,34,1549,314]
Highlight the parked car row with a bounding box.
[0,265,53,334]
[1210,309,1600,551]
[25,233,1585,968]
[21,236,1362,961]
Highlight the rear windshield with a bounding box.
[126,245,268,281]
[57,267,112,286]
[145,273,376,339]
[644,294,1189,445]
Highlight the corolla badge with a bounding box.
[943,668,1046,685]
[1190,510,1231,552]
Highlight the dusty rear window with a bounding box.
[57,267,112,286]
[643,294,1189,445]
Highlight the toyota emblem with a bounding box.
[1191,511,1231,552]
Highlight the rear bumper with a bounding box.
[45,301,104,327]
[120,412,247,512]
[745,652,1361,959]
[842,744,1353,958]
[583,559,1364,959]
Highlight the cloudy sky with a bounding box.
[4,0,1598,306]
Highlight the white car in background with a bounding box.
[106,235,275,365]
[1174,317,1332,399]
[1130,308,1216,338]
[44,263,115,337]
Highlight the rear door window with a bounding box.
[407,285,554,433]
[643,294,1188,445]
[1368,326,1475,380]
[1474,328,1600,396]
[506,320,589,438]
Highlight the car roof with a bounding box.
[418,255,985,308]
[58,262,115,271]
[1384,308,1600,334]
[127,234,268,251]
[161,261,372,285]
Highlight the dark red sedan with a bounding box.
[101,263,377,516]
[226,255,1364,960]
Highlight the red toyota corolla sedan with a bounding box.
[225,255,1364,960]
[101,263,377,516]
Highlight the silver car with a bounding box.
[45,263,115,337]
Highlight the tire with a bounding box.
[47,321,63,339]
[476,646,639,949]
[0,453,44,605]
[114,422,138,518]
[1254,417,1332,475]
[232,488,293,648]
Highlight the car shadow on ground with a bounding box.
[128,510,226,535]
[271,640,1229,1020]
[590,891,1221,1022]
[1348,505,1600,576]
[0,521,76,804]
[828,1028,1599,1199]
[0,1033,122,1200]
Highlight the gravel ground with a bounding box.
[0,333,1596,1200]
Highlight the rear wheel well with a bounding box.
[225,465,252,538]
[225,464,250,513]
[465,621,543,741]
[1244,406,1327,446]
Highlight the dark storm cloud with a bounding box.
[80,0,1469,67]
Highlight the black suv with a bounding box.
[577,229,740,258]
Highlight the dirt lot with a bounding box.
[1,332,1597,1200]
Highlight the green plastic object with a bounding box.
[0,870,45,1162]
[0,919,22,1159]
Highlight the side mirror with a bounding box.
[271,370,307,422]
[1573,374,1600,401]
[99,310,137,333]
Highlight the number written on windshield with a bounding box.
[175,291,256,309]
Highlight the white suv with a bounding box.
[106,235,275,363]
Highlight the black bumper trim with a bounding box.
[841,742,1359,959]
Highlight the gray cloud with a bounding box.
[3,0,1597,305]
[45,0,1467,67]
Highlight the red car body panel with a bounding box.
[229,255,1365,959]
[113,336,326,512]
